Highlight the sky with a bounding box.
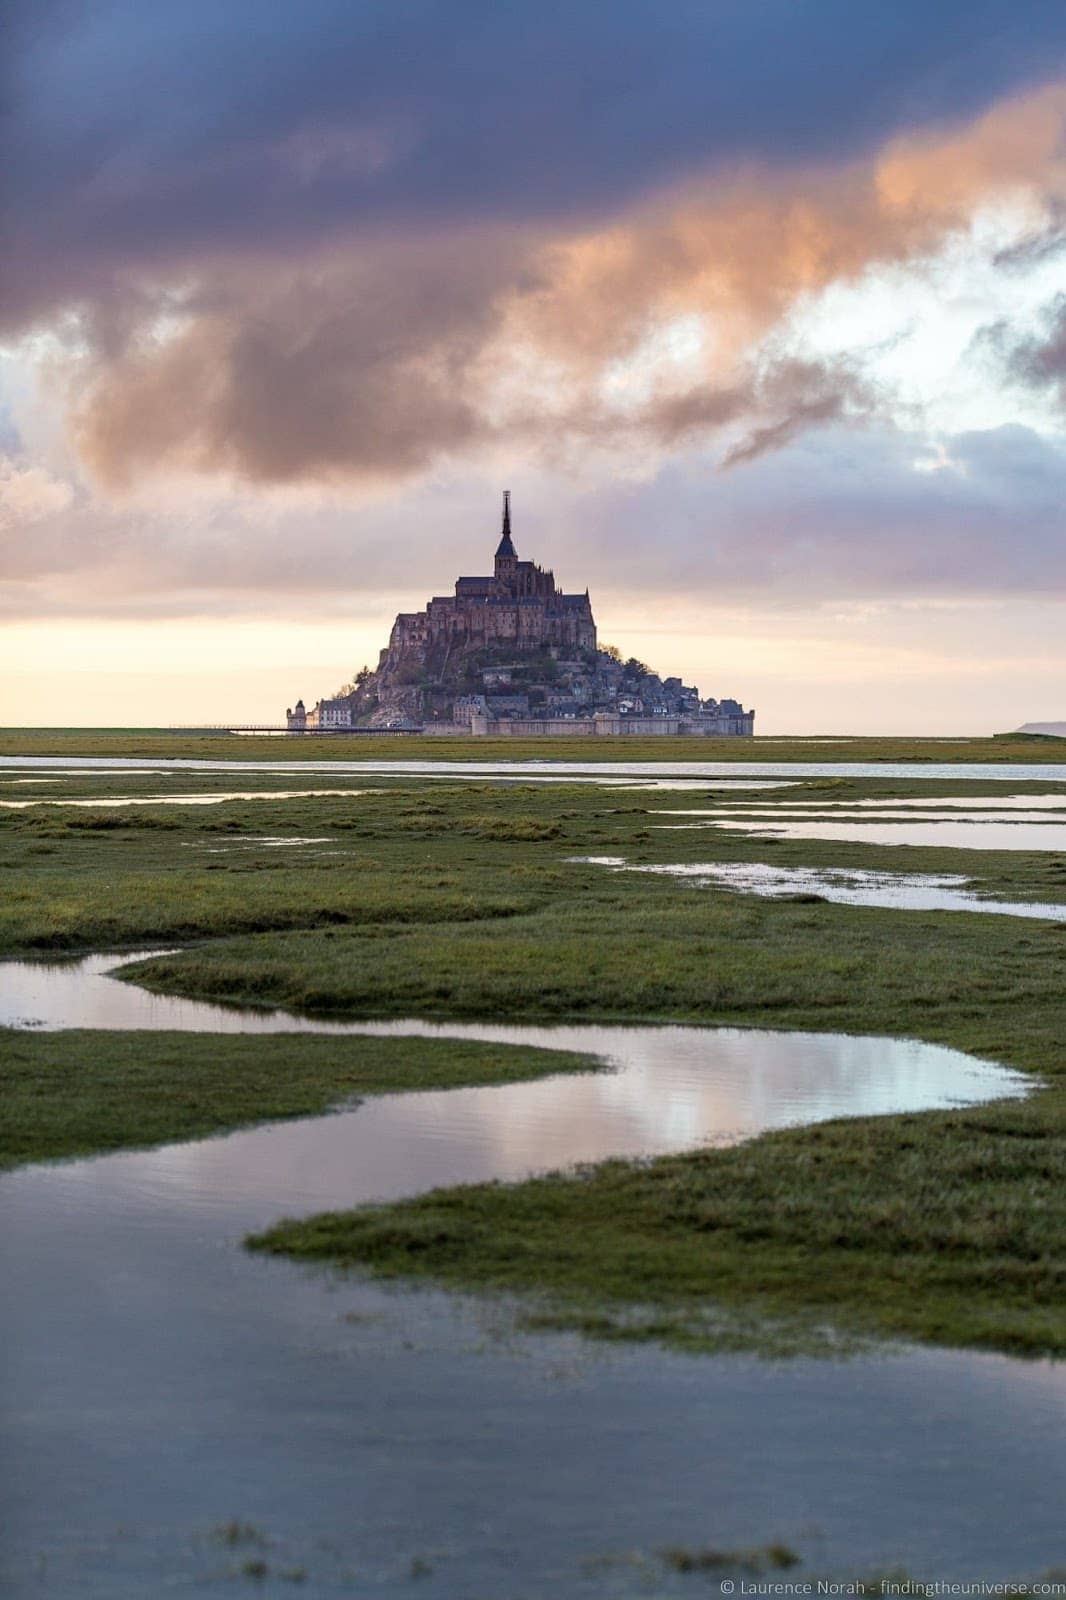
[3,0,1066,732]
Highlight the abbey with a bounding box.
[383,490,596,667]
[287,495,754,736]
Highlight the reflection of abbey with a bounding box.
[287,494,754,736]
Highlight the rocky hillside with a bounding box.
[331,641,737,729]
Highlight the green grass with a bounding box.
[119,862,1066,1050]
[2,728,1062,764]
[4,771,1064,955]
[250,1094,1066,1358]
[0,1027,598,1171]
[3,741,1065,1357]
[0,799,548,954]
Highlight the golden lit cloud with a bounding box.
[48,83,1066,496]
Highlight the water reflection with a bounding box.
[1,953,1056,1598]
[706,795,1066,811]
[0,952,1026,1215]
[0,789,369,808]
[575,856,1066,921]
[4,754,1066,781]
[657,818,1066,850]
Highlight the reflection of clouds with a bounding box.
[575,856,1066,922]
[1,951,1025,1229]
[5,755,1066,784]
[0,756,799,791]
[658,818,1066,851]
[32,1029,1007,1227]
[681,795,1066,811]
[659,800,1066,816]
[0,790,368,809]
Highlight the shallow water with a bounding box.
[727,795,1066,811]
[5,753,1066,781]
[659,801,1066,820]
[575,856,1066,920]
[1,950,1025,1122]
[657,818,1066,850]
[0,789,370,808]
[0,762,797,793]
[4,954,1061,1594]
[185,835,335,850]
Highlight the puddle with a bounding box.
[184,835,334,849]
[658,803,1066,821]
[1,953,1058,1595]
[0,790,370,809]
[182,836,337,854]
[574,856,1066,920]
[656,819,1066,851]
[724,795,1066,811]
[606,779,799,791]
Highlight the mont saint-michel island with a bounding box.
[287,493,754,737]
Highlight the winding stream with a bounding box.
[1,954,1062,1596]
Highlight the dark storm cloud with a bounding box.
[5,0,1066,331]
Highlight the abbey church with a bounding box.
[287,495,753,736]
[383,491,596,667]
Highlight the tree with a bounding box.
[601,643,622,662]
[333,665,374,697]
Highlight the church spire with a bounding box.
[495,489,517,561]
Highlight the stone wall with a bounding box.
[469,711,755,737]
[470,713,752,736]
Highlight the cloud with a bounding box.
[6,0,1066,335]
[71,233,522,488]
[583,422,1066,600]
[716,360,876,467]
[43,79,1062,494]
[0,459,74,528]
[1004,292,1066,401]
[4,421,1065,625]
[5,6,1066,637]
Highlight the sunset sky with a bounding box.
[4,1,1066,731]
